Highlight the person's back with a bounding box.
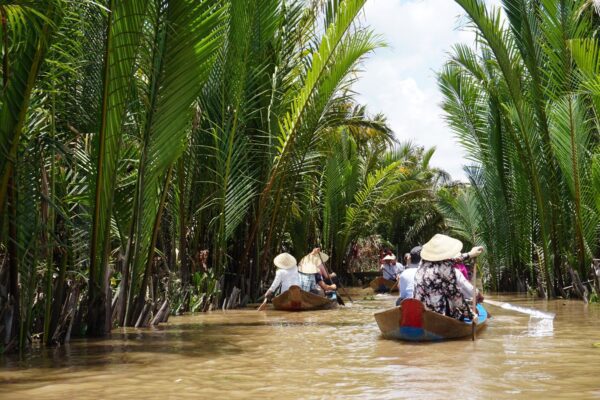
[396,245,421,306]
[398,268,417,301]
[275,266,300,293]
[298,271,317,292]
[258,253,300,311]
[298,248,336,295]
[413,234,483,320]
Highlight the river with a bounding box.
[1,289,599,399]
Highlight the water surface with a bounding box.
[1,290,599,399]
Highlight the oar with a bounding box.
[471,260,478,341]
[389,278,399,293]
[257,300,268,311]
[328,250,353,302]
[335,276,353,303]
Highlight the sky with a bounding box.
[355,0,502,181]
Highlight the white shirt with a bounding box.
[268,266,300,294]
[398,267,417,300]
[400,266,474,300]
[382,262,404,280]
[455,268,475,299]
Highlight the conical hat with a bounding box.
[420,234,463,262]
[382,254,396,261]
[273,253,297,269]
[298,252,329,274]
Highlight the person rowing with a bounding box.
[413,234,483,320]
[298,248,337,298]
[380,253,403,286]
[257,253,299,311]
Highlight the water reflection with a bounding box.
[0,291,598,399]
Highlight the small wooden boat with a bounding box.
[272,285,337,311]
[374,298,488,341]
[369,276,398,293]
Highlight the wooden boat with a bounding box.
[272,285,337,311]
[374,298,488,341]
[369,276,398,293]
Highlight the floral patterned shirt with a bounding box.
[413,257,475,320]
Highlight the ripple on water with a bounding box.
[0,291,599,399]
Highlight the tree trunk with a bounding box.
[151,299,169,325]
[5,172,20,351]
[87,261,111,336]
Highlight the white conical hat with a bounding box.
[382,254,396,261]
[273,253,297,269]
[298,252,329,274]
[420,234,463,262]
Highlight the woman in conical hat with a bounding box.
[257,253,300,311]
[380,253,404,281]
[413,234,483,320]
[298,248,336,295]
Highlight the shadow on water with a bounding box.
[1,329,245,370]
[1,291,599,399]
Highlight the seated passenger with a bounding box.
[403,253,411,268]
[298,248,337,295]
[413,234,483,320]
[396,246,422,306]
[453,261,469,280]
[258,253,300,311]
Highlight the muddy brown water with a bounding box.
[1,289,599,399]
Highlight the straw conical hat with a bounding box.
[298,252,329,274]
[382,254,396,261]
[273,253,297,269]
[420,234,463,262]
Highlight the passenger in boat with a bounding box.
[298,248,337,296]
[380,254,404,282]
[453,261,469,280]
[396,246,422,306]
[414,234,483,320]
[258,252,300,311]
[403,253,411,267]
[316,255,335,286]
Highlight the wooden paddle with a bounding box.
[257,300,268,311]
[333,272,353,303]
[471,259,478,341]
[389,277,399,293]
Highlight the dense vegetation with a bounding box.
[3,0,599,356]
[438,0,600,300]
[0,0,445,353]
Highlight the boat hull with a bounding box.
[369,277,398,293]
[272,285,337,311]
[374,298,488,341]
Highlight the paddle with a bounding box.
[471,260,478,341]
[389,277,399,293]
[257,300,268,311]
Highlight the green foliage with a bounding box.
[0,0,448,354]
[439,0,600,296]
[589,288,599,304]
